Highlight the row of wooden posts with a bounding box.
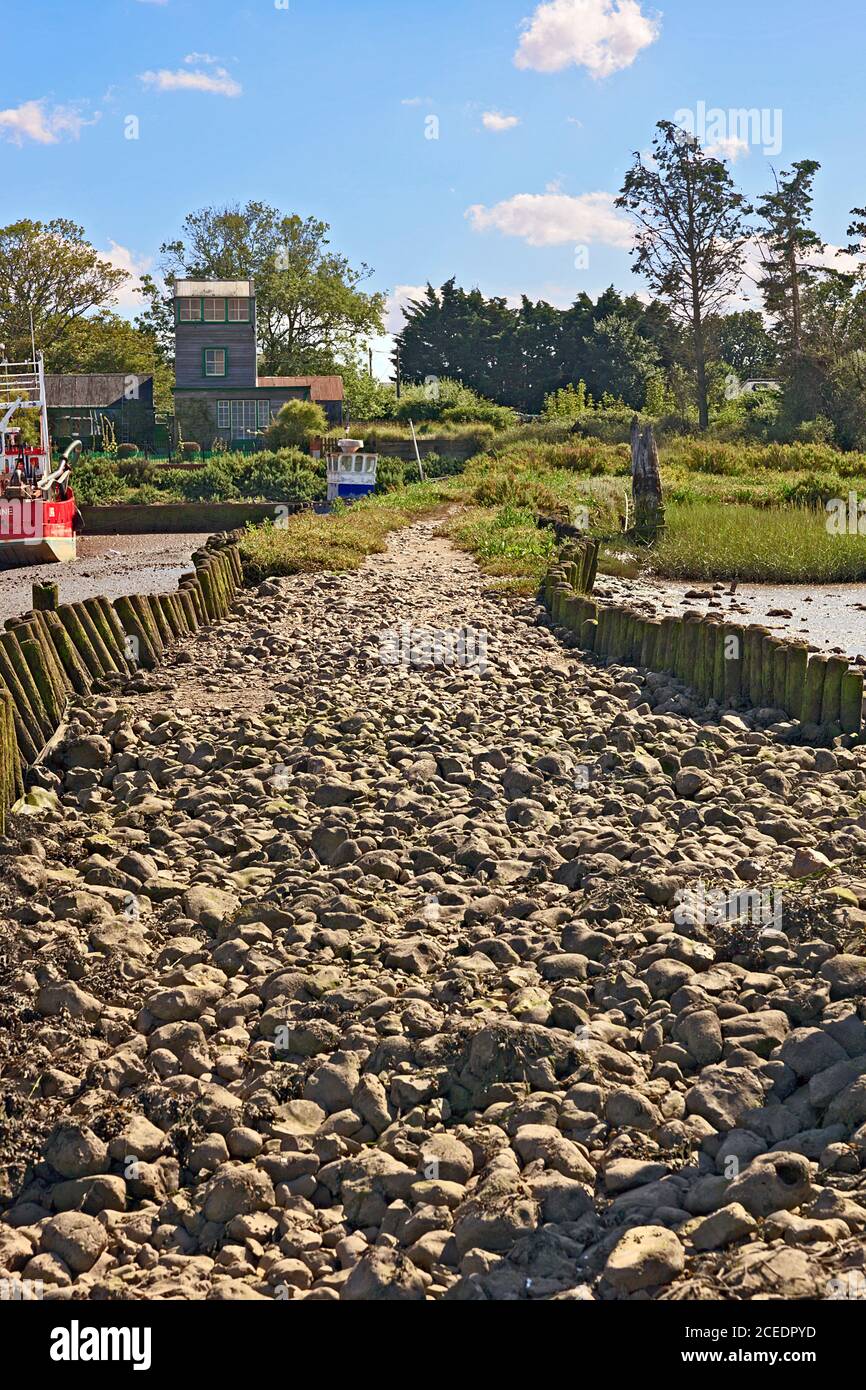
[0,533,244,832]
[544,538,865,737]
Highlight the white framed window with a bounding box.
[216,401,231,431]
[178,298,201,322]
[204,297,226,322]
[257,400,270,428]
[228,298,250,322]
[205,348,227,377]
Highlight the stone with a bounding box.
[605,1226,685,1293]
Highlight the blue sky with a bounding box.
[3,0,865,371]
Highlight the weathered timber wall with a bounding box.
[543,545,865,738]
[0,532,245,826]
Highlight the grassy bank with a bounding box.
[235,431,866,589]
[239,482,454,582]
[645,502,866,583]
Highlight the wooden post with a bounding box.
[33,581,59,612]
[630,417,666,544]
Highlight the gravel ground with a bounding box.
[2,519,866,1302]
[0,534,211,626]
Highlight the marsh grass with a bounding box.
[239,482,452,581]
[448,505,557,587]
[648,501,866,582]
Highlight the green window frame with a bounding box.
[176,297,251,323]
[203,347,228,378]
[177,298,202,322]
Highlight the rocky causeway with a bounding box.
[2,519,866,1302]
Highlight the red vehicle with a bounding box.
[0,351,82,567]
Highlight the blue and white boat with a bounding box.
[327,440,378,503]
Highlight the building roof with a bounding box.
[175,279,254,298]
[45,374,153,408]
[257,375,345,401]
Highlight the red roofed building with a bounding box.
[173,279,345,447]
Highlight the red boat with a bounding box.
[0,351,82,568]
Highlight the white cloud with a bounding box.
[515,0,661,79]
[385,285,429,334]
[466,191,633,249]
[0,99,98,145]
[100,242,153,311]
[401,96,432,107]
[483,110,521,132]
[705,134,750,162]
[140,67,241,97]
[184,52,220,66]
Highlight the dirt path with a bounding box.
[2,519,866,1303]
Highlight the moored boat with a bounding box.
[0,350,82,568]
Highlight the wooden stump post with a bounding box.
[631,417,666,543]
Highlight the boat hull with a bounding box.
[0,495,78,569]
[0,536,77,569]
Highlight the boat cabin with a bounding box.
[327,451,378,502]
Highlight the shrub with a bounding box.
[265,399,328,449]
[177,460,238,502]
[232,449,325,502]
[70,457,129,506]
[116,457,157,486]
[181,441,202,459]
[116,443,140,459]
[375,458,405,493]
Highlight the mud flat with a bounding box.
[601,576,866,663]
[0,534,212,626]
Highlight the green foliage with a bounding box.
[181,441,201,459]
[543,381,591,419]
[264,398,328,448]
[233,450,325,502]
[0,218,129,362]
[71,457,132,505]
[395,281,673,415]
[392,377,517,429]
[374,458,406,493]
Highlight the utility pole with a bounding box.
[368,345,373,378]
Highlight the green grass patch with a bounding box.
[239,482,453,582]
[647,501,866,583]
[448,505,557,589]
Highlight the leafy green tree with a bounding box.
[542,381,591,419]
[756,161,826,364]
[709,310,777,380]
[264,399,328,448]
[148,202,385,376]
[0,218,128,360]
[617,121,752,429]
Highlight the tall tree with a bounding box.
[617,121,751,429]
[756,160,826,364]
[146,202,385,375]
[0,219,128,360]
[708,309,777,380]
